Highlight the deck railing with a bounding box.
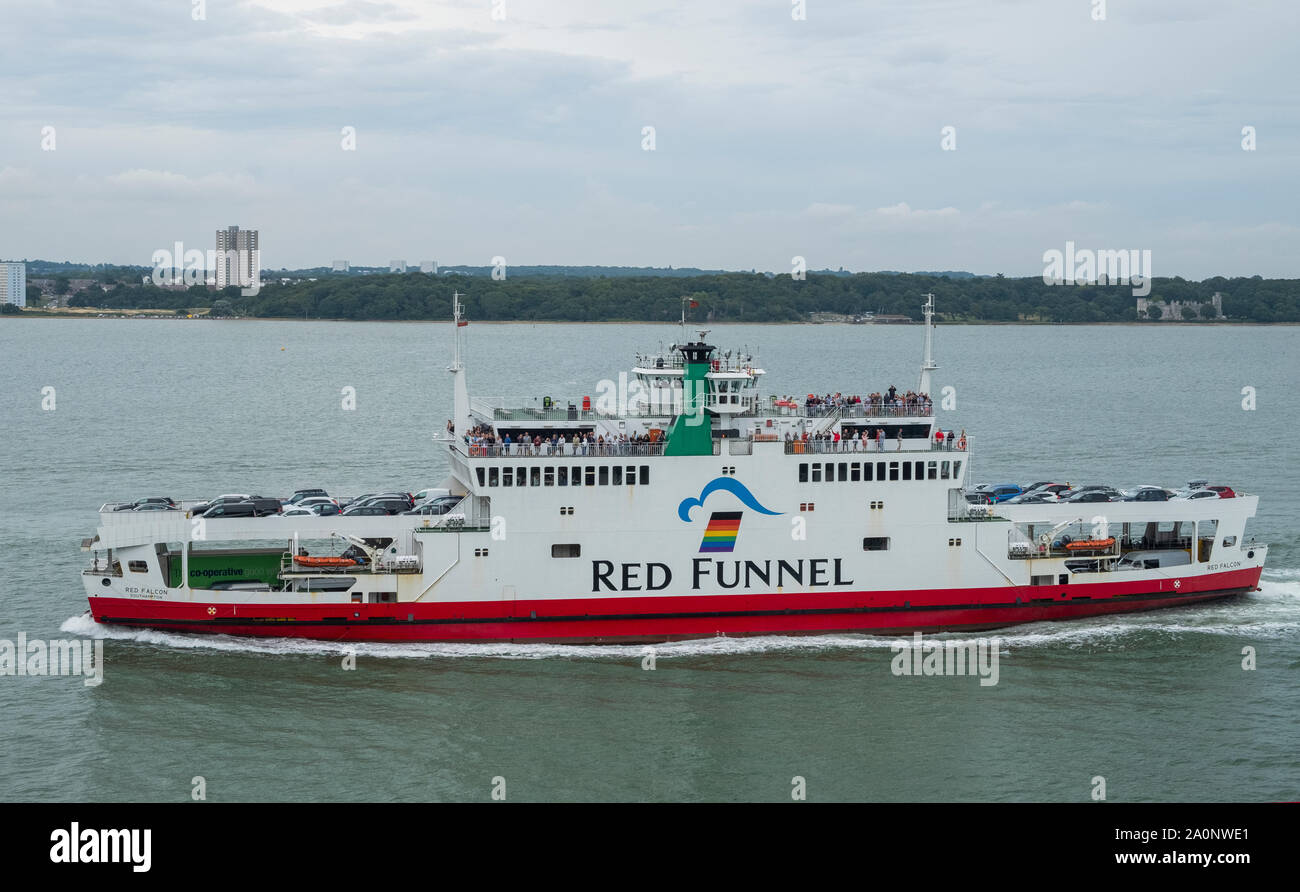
[785,440,965,455]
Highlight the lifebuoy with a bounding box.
[957,436,967,450]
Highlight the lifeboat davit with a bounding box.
[293,555,357,567]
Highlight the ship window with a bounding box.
[928,461,937,480]
[572,466,581,486]
[862,537,890,551]
[369,592,397,604]
[877,462,886,481]
[800,502,815,512]
[889,462,899,481]
[941,461,950,479]
[626,465,636,484]
[799,463,809,482]
[953,461,962,478]
[863,462,873,482]
[502,467,513,486]
[474,548,489,557]
[902,462,912,481]
[851,464,861,482]
[544,467,555,486]
[128,560,148,573]
[1223,536,1237,547]
[476,468,485,487]
[585,467,595,486]
[915,461,924,480]
[517,466,526,486]
[558,467,568,486]
[1031,575,1053,586]
[639,466,649,485]
[489,467,499,486]
[811,463,821,482]
[530,467,541,487]
[839,463,848,482]
[598,466,609,485]
[551,544,581,558]
[613,466,623,485]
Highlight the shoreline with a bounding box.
[2,311,1294,327]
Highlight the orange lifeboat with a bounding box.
[293,555,357,567]
[1064,537,1115,551]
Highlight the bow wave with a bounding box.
[677,477,782,522]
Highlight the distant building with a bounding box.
[420,260,437,274]
[389,260,407,273]
[0,261,27,307]
[332,260,349,272]
[215,225,260,289]
[1137,292,1224,320]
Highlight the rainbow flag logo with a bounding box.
[699,511,742,553]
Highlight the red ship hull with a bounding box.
[87,566,1262,644]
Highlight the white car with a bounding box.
[278,507,315,517]
[413,487,450,503]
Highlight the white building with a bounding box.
[389,260,407,273]
[420,260,437,274]
[0,261,26,307]
[332,260,349,272]
[215,225,260,289]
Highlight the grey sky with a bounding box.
[1,0,1296,276]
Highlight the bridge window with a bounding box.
[530,467,541,486]
[639,466,649,485]
[503,467,513,486]
[928,461,937,480]
[626,465,637,484]
[799,463,809,482]
[811,463,822,482]
[598,466,609,485]
[838,462,848,481]
[862,537,890,551]
[953,461,962,479]
[544,467,554,486]
[558,467,568,486]
[476,467,485,487]
[914,461,924,480]
[585,467,595,486]
[572,466,581,486]
[612,466,623,485]
[877,461,886,481]
[489,467,499,486]
[941,461,950,479]
[864,462,873,481]
[902,462,912,481]
[889,462,899,481]
[851,463,861,482]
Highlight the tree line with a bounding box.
[58,272,1300,323]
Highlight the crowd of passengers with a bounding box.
[787,426,965,452]
[460,424,659,456]
[800,385,933,414]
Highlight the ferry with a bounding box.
[81,295,1267,643]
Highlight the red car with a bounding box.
[1205,485,1237,498]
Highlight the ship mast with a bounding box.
[918,292,938,397]
[449,291,471,437]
